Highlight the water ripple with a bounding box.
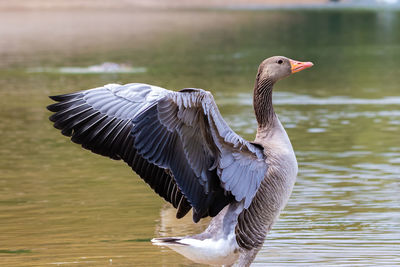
[217,92,400,106]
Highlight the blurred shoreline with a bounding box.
[0,0,330,11]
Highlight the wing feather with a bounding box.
[48,83,268,222]
[48,84,192,219]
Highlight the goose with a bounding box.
[47,56,313,266]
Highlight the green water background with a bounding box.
[0,9,399,266]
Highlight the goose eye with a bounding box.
[277,59,283,64]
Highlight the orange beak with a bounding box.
[290,59,314,73]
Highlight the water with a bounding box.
[0,9,399,266]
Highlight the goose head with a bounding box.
[257,56,313,83]
[253,56,313,127]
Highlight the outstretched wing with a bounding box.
[48,83,192,218]
[47,83,268,222]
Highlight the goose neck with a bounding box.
[253,77,275,128]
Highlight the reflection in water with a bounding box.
[217,92,400,106]
[156,204,210,238]
[0,8,399,267]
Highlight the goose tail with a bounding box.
[151,235,238,266]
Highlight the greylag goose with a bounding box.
[47,56,313,266]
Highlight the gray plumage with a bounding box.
[47,56,313,266]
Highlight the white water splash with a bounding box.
[28,62,147,74]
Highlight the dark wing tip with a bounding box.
[175,196,192,219]
[49,95,61,101]
[47,102,60,112]
[47,96,60,112]
[47,91,84,113]
[49,92,81,102]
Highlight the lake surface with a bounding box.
[0,8,399,266]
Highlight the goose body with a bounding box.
[47,56,313,266]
